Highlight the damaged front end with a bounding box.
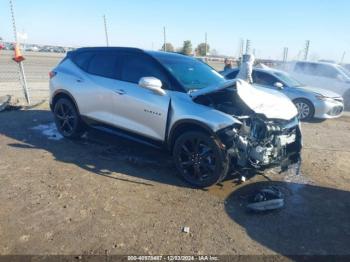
[218,115,302,172]
[192,79,302,173]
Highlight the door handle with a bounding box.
[114,89,126,95]
[76,78,84,83]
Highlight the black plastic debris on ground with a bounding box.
[246,186,284,212]
[0,95,22,112]
[0,95,11,112]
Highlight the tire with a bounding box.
[173,131,230,188]
[293,98,314,121]
[53,98,84,139]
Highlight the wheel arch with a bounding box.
[167,119,216,153]
[292,97,315,119]
[51,90,80,114]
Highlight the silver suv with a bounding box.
[49,47,302,188]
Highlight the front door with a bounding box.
[110,53,171,141]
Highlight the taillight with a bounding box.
[49,71,57,79]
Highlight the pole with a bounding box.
[283,47,288,62]
[239,39,244,58]
[163,26,166,52]
[304,40,310,60]
[245,39,251,54]
[340,51,346,64]
[9,0,30,104]
[205,32,208,56]
[103,15,109,46]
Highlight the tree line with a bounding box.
[161,41,216,56]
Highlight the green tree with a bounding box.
[181,40,193,56]
[161,43,174,52]
[196,43,210,56]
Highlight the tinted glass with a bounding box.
[273,71,302,87]
[294,62,318,75]
[294,62,307,73]
[314,64,339,78]
[154,54,225,91]
[72,52,94,71]
[120,54,168,87]
[226,70,239,79]
[87,53,120,79]
[253,71,279,86]
[294,62,339,79]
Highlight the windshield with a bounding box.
[274,71,303,87]
[154,54,226,91]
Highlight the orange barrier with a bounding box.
[12,43,25,63]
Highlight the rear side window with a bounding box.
[72,52,94,71]
[225,70,239,79]
[294,62,316,74]
[87,53,120,79]
[294,62,339,79]
[314,64,339,78]
[120,54,170,88]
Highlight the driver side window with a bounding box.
[120,54,170,89]
[253,71,279,86]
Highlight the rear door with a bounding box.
[72,51,125,125]
[110,53,171,141]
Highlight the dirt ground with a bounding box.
[0,103,350,257]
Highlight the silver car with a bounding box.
[222,67,344,120]
[50,47,302,188]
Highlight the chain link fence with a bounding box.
[0,50,64,104]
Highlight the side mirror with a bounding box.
[138,77,166,96]
[274,82,284,90]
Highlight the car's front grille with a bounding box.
[328,106,343,116]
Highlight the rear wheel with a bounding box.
[53,98,84,139]
[173,131,230,188]
[294,98,314,121]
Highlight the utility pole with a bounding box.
[9,0,30,104]
[245,39,251,54]
[283,47,289,62]
[304,40,310,60]
[205,32,208,56]
[163,26,166,52]
[103,15,109,46]
[239,39,244,58]
[340,51,346,64]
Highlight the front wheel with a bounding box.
[173,131,230,188]
[293,98,314,121]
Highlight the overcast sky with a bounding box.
[1,0,349,62]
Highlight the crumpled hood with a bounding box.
[190,79,298,120]
[296,85,342,98]
[239,80,297,120]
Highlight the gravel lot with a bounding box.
[0,102,349,256]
